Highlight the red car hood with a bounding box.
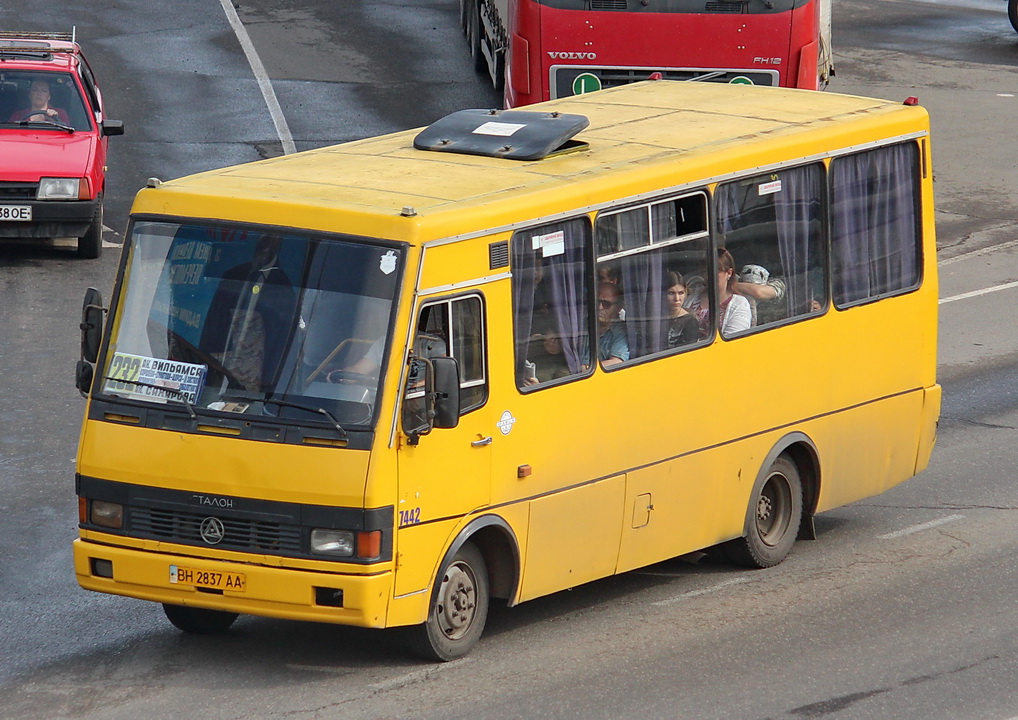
[0,131,97,181]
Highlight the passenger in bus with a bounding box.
[594,281,629,367]
[523,319,572,386]
[734,263,786,325]
[9,77,70,123]
[663,271,698,348]
[687,248,751,338]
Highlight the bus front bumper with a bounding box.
[73,539,392,628]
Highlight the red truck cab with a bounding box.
[0,31,124,258]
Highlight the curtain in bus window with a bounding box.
[512,219,590,384]
[715,165,823,325]
[831,143,920,306]
[618,241,666,357]
[774,165,824,315]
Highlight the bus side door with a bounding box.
[393,293,492,597]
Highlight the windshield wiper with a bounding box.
[103,377,197,420]
[262,397,348,439]
[17,118,74,133]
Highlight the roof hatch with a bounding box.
[413,108,589,161]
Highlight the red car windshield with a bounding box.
[0,70,92,131]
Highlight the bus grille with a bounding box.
[133,506,303,554]
[591,0,629,8]
[0,181,38,200]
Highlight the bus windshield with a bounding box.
[101,220,404,429]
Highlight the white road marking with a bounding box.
[939,280,1018,306]
[217,0,296,155]
[651,577,750,607]
[877,514,965,540]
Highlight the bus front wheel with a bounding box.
[407,542,489,661]
[724,455,803,568]
[1010,0,1018,34]
[162,603,239,634]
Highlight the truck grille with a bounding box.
[705,1,745,12]
[551,66,779,99]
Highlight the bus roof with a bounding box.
[133,81,930,243]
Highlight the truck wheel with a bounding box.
[77,194,103,259]
[162,603,239,634]
[1010,0,1018,33]
[407,542,489,661]
[723,455,803,568]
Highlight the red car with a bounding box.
[0,30,124,258]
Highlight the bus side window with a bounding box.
[715,163,826,335]
[594,192,712,358]
[512,218,592,389]
[830,142,921,307]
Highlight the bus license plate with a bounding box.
[169,564,246,591]
[0,205,31,221]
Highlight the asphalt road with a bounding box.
[2,1,1018,718]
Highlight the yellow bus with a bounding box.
[73,80,940,661]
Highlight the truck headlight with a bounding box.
[310,529,355,557]
[37,177,88,200]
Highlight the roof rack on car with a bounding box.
[0,29,78,55]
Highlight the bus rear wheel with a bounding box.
[162,603,239,634]
[724,455,802,568]
[407,542,489,661]
[1010,0,1018,33]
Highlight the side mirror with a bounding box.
[80,287,105,364]
[431,356,461,429]
[402,357,435,441]
[102,119,125,137]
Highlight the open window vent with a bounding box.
[414,108,589,161]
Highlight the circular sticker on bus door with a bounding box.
[572,73,602,96]
[729,76,755,85]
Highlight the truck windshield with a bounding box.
[100,220,404,429]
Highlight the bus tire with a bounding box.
[1010,0,1018,33]
[77,194,103,259]
[162,603,239,634]
[724,455,802,568]
[407,542,489,661]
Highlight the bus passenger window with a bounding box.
[830,142,921,306]
[593,192,711,359]
[512,218,591,389]
[716,163,826,335]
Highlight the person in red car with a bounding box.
[9,77,69,124]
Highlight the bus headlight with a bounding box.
[90,500,123,529]
[37,177,88,200]
[311,529,355,557]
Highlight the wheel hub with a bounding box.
[437,564,476,638]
